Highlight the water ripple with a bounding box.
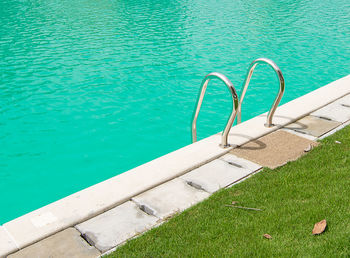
[0,0,350,223]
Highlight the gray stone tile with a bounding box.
[281,128,317,141]
[284,115,341,137]
[319,120,350,140]
[311,96,350,123]
[75,201,158,253]
[132,178,210,220]
[336,94,350,106]
[0,226,18,257]
[180,155,261,193]
[8,228,100,258]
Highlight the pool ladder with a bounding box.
[191,58,285,148]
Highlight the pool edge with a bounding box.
[1,74,350,255]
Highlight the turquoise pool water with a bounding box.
[1,0,350,223]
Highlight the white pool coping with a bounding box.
[2,74,350,254]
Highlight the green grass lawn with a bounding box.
[109,126,350,257]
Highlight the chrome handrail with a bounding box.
[236,58,285,127]
[191,72,239,148]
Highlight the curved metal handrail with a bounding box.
[191,72,239,148]
[236,58,285,127]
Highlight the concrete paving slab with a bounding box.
[132,178,210,220]
[281,127,317,141]
[0,226,18,257]
[181,155,261,193]
[336,93,350,106]
[318,120,350,140]
[75,201,158,253]
[229,130,318,169]
[311,97,350,123]
[284,115,341,137]
[8,228,100,258]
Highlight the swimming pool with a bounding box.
[1,0,349,224]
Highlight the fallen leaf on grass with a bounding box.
[263,234,272,239]
[312,219,327,235]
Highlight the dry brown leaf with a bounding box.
[312,219,327,235]
[263,234,272,239]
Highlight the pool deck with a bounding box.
[1,74,350,257]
